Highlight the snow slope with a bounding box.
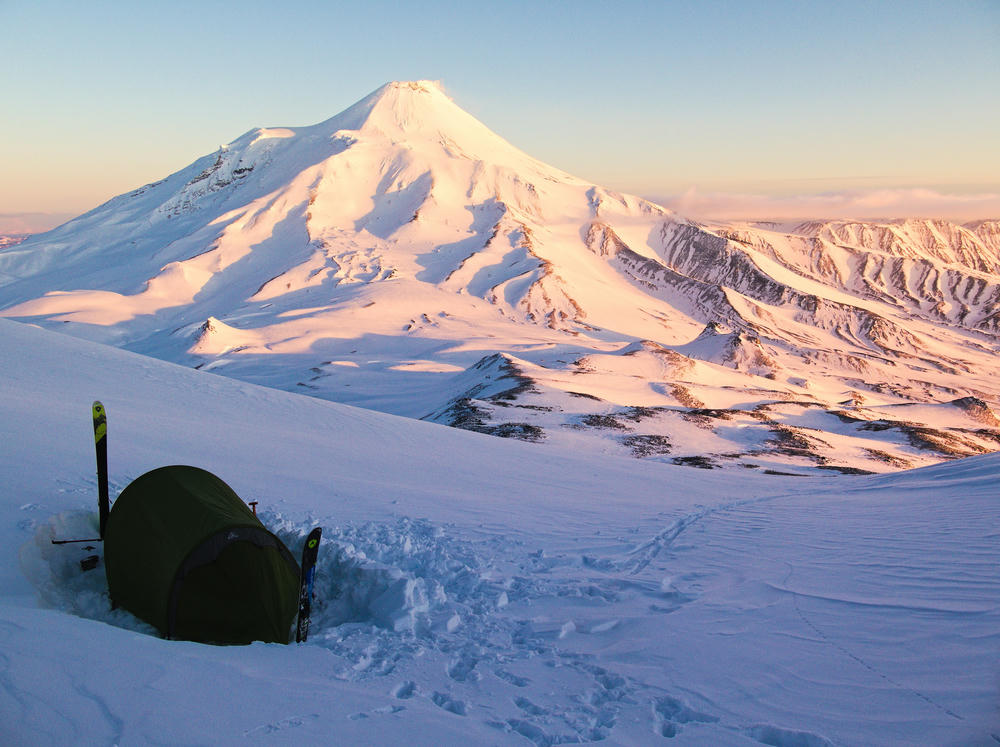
[3,81,999,474]
[2,319,997,745]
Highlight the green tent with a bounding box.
[104,465,300,645]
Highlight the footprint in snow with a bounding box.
[745,723,834,747]
[348,705,405,720]
[243,713,320,736]
[431,691,468,716]
[391,680,416,699]
[494,669,530,687]
[446,648,481,682]
[513,696,549,716]
[649,577,700,614]
[495,718,606,747]
[651,695,718,738]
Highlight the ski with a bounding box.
[51,537,102,545]
[50,401,109,547]
[93,401,109,539]
[295,527,322,643]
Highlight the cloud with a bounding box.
[649,188,1000,223]
[0,213,75,234]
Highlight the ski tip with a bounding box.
[301,527,321,549]
[93,401,107,442]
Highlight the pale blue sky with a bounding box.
[2,0,998,224]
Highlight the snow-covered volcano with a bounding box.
[2,81,1000,473]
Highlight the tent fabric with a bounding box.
[104,465,300,645]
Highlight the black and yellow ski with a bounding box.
[51,402,108,559]
[295,527,322,643]
[93,401,109,539]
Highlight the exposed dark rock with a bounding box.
[671,455,718,469]
[900,426,992,457]
[580,414,629,431]
[685,408,737,420]
[858,420,897,432]
[681,409,739,429]
[765,426,830,463]
[669,385,704,408]
[817,465,875,475]
[859,419,995,458]
[433,397,490,432]
[830,410,867,424]
[972,429,1000,445]
[434,397,544,442]
[567,391,603,401]
[488,422,545,441]
[621,435,672,457]
[950,396,1000,426]
[863,449,913,469]
[621,406,665,422]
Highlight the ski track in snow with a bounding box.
[619,492,795,577]
[782,561,966,724]
[71,677,125,745]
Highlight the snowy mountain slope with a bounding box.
[706,218,1000,330]
[2,318,998,745]
[1,81,999,474]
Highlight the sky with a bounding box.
[1,0,998,231]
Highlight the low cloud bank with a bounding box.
[5,191,999,236]
[0,213,75,234]
[651,188,1000,224]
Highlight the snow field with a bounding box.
[2,319,999,745]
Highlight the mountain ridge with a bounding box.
[2,80,999,473]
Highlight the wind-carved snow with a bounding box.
[2,81,1000,474]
